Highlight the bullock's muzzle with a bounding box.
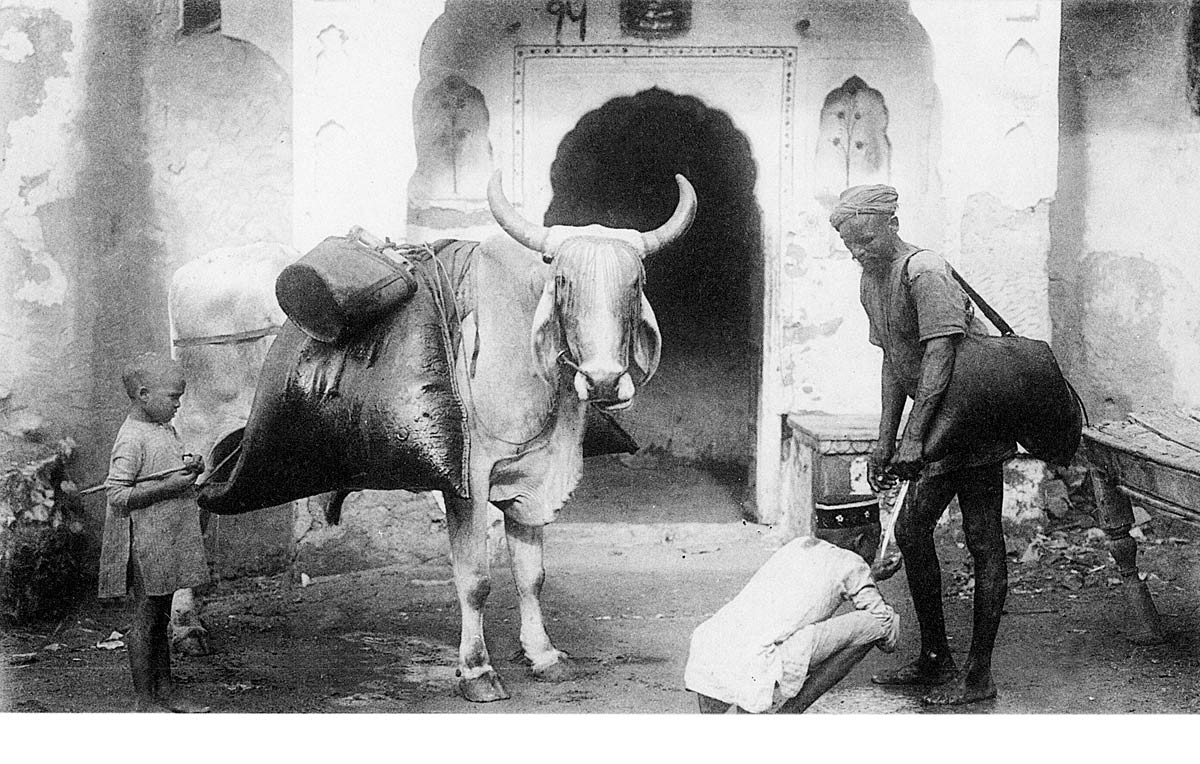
[558,353,635,411]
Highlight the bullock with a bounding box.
[201,172,697,701]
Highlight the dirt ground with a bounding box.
[3,458,1200,715]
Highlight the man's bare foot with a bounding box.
[872,658,957,686]
[134,699,171,713]
[920,675,997,706]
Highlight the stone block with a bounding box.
[292,490,451,579]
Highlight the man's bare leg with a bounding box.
[873,476,957,686]
[778,643,873,713]
[922,463,1004,706]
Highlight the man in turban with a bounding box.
[684,498,903,714]
[828,184,1015,706]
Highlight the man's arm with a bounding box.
[847,584,901,653]
[890,335,956,480]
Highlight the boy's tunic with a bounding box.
[684,537,899,713]
[98,417,210,599]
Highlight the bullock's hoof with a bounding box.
[530,654,577,682]
[458,671,511,702]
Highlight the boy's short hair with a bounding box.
[121,352,183,399]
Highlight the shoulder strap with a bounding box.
[902,249,1016,337]
[946,266,1015,337]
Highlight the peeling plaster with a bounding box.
[1,2,85,463]
[0,26,34,63]
[13,253,66,305]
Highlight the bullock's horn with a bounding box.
[640,174,698,257]
[488,171,550,253]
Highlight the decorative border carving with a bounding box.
[511,44,796,214]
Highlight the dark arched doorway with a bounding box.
[545,88,761,475]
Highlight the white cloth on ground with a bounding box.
[684,536,899,713]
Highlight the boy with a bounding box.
[684,499,903,713]
[98,353,211,713]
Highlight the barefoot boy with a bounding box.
[684,499,902,713]
[98,353,211,713]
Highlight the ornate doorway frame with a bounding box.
[511,45,797,520]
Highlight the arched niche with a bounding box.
[313,120,353,224]
[996,121,1038,205]
[408,75,493,202]
[1003,38,1042,100]
[814,76,891,208]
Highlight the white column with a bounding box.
[910,0,1060,245]
[910,0,1060,341]
[292,0,443,252]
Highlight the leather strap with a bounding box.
[946,266,1016,337]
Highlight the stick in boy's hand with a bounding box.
[79,461,195,497]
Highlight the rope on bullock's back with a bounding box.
[417,244,557,452]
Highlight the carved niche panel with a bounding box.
[410,76,492,201]
[814,76,890,207]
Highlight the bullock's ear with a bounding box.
[633,293,662,384]
[530,280,564,380]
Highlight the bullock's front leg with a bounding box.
[505,516,575,681]
[445,493,510,702]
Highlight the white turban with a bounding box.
[829,184,899,229]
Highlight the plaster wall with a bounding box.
[3,0,294,578]
[407,1,943,517]
[142,11,292,286]
[222,0,293,76]
[408,0,1059,520]
[3,1,1073,585]
[1055,0,1200,420]
[912,0,1059,342]
[292,0,442,252]
[1,1,91,469]
[142,6,295,577]
[169,243,299,580]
